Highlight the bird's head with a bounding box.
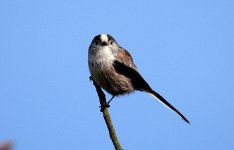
[90,34,118,48]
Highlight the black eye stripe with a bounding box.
[92,34,117,45]
[93,35,101,43]
[94,41,99,45]
[107,34,113,40]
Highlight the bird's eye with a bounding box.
[110,40,113,45]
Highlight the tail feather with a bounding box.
[111,60,189,123]
[147,90,190,124]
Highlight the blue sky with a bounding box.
[0,0,234,149]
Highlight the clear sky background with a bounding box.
[0,0,234,150]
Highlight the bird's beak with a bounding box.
[101,41,108,46]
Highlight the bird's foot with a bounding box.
[99,103,110,112]
[89,76,93,81]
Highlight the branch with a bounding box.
[90,77,122,150]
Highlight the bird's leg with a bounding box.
[99,96,115,112]
[107,95,115,105]
[90,76,114,111]
[100,95,115,110]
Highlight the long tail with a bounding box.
[147,90,190,124]
[112,61,189,124]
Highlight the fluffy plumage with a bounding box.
[88,34,189,124]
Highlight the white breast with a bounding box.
[94,46,115,64]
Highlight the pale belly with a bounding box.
[89,61,134,96]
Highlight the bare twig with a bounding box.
[90,77,122,150]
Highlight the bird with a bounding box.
[88,34,189,124]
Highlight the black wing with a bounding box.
[112,61,190,124]
[112,60,152,92]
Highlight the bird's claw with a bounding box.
[89,76,93,81]
[99,103,110,112]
